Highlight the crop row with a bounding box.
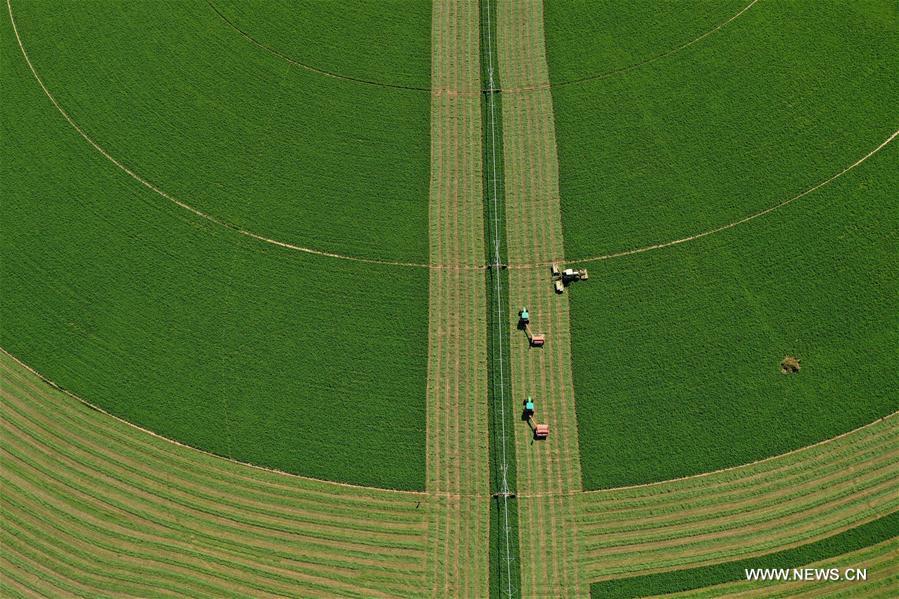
[0,353,427,597]
[576,413,898,582]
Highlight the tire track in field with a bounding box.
[496,1,584,595]
[0,353,427,597]
[424,1,490,595]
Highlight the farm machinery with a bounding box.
[523,396,549,440]
[518,307,545,347]
[551,263,588,293]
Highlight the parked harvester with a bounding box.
[518,307,545,347]
[551,263,588,293]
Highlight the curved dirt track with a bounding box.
[0,352,427,597]
[505,0,760,92]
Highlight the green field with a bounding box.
[3,0,897,594]
[2,7,429,489]
[212,0,432,89]
[544,0,899,488]
[569,140,897,489]
[544,0,749,84]
[547,0,897,257]
[10,0,431,261]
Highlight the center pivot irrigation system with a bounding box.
[481,0,517,596]
[481,0,595,582]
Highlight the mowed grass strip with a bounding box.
[577,414,898,582]
[0,353,427,597]
[496,0,583,595]
[425,0,490,596]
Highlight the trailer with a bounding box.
[528,416,549,440]
[519,307,545,347]
[524,397,549,439]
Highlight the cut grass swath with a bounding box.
[577,413,898,583]
[0,352,427,597]
[425,0,491,595]
[590,513,898,598]
[495,0,584,595]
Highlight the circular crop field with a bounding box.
[3,0,896,596]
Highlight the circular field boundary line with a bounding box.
[578,411,899,496]
[6,0,463,271]
[509,128,899,270]
[9,0,895,273]
[6,345,894,503]
[502,0,760,94]
[204,0,433,94]
[1,347,426,497]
